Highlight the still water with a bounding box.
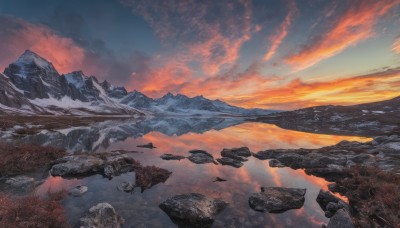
[21,117,369,227]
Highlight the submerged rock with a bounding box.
[69,185,88,197]
[137,142,156,149]
[217,157,243,168]
[213,177,227,182]
[188,150,217,164]
[249,187,306,213]
[159,193,228,228]
[117,181,135,193]
[77,202,124,228]
[160,154,186,160]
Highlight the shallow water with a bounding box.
[25,118,369,227]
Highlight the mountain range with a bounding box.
[0,50,276,116]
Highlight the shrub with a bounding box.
[0,141,66,176]
[0,192,69,227]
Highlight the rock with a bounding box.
[327,209,354,228]
[77,203,124,228]
[160,154,185,160]
[117,181,135,193]
[216,157,243,168]
[5,175,35,188]
[50,153,139,177]
[325,202,342,218]
[50,155,104,176]
[213,177,227,182]
[159,193,228,228]
[188,150,217,164]
[305,164,348,181]
[269,159,285,167]
[249,187,306,213]
[221,147,251,161]
[316,190,340,211]
[69,185,88,197]
[137,142,156,149]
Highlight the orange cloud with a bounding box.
[393,36,400,54]
[264,0,297,61]
[0,16,85,74]
[226,67,400,109]
[285,0,399,71]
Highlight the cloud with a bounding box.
[264,0,297,61]
[227,67,400,109]
[393,36,400,55]
[285,0,399,71]
[0,15,85,73]
[121,0,253,76]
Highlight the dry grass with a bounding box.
[335,166,400,227]
[0,141,66,176]
[0,192,69,228]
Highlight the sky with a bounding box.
[0,0,399,110]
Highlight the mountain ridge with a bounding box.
[0,50,276,116]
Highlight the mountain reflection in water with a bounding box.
[13,117,370,227]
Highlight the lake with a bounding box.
[8,117,370,227]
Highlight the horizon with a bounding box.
[0,0,399,110]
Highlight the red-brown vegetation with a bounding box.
[0,192,69,227]
[335,166,400,227]
[0,142,66,176]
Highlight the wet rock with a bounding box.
[117,181,135,193]
[269,159,285,167]
[327,209,354,228]
[305,164,348,182]
[160,154,186,160]
[137,142,156,149]
[188,150,217,164]
[316,190,340,211]
[5,175,35,188]
[249,187,306,213]
[50,153,139,177]
[135,166,172,192]
[216,157,243,168]
[159,193,228,228]
[221,147,251,161]
[69,185,88,197]
[77,202,124,228]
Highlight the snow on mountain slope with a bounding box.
[0,50,274,116]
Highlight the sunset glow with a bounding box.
[0,0,399,110]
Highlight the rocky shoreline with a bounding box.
[0,134,399,227]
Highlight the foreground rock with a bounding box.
[5,175,35,188]
[249,187,306,213]
[159,193,228,228]
[137,142,156,149]
[253,135,400,176]
[69,185,88,197]
[327,209,354,228]
[160,153,186,160]
[77,203,124,228]
[316,190,349,218]
[50,153,140,177]
[217,147,251,168]
[188,150,217,165]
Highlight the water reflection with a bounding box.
[23,118,370,227]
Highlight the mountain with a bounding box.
[121,91,277,116]
[256,96,400,136]
[0,50,275,116]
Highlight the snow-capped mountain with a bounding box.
[0,50,275,116]
[121,91,276,115]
